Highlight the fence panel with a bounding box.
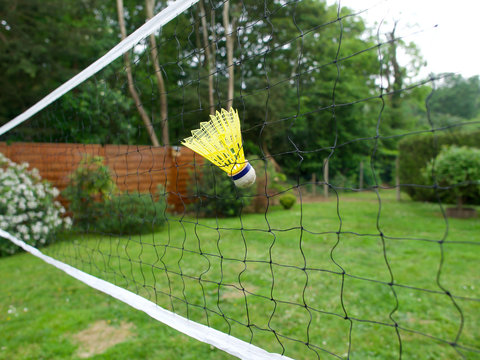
[0,142,199,211]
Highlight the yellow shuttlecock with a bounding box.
[182,108,256,188]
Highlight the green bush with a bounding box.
[96,192,166,235]
[0,153,71,256]
[187,164,254,217]
[423,146,480,207]
[63,155,166,234]
[398,129,480,203]
[279,193,296,210]
[62,155,117,229]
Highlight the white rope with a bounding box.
[0,229,294,360]
[0,0,200,137]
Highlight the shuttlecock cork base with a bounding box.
[182,108,256,189]
[231,161,256,188]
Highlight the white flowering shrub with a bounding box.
[0,153,72,256]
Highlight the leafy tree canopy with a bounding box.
[429,74,480,120]
[0,0,119,125]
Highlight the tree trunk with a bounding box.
[146,0,169,146]
[457,195,464,210]
[387,22,402,109]
[359,160,364,190]
[262,140,282,173]
[194,9,202,55]
[222,0,236,110]
[199,0,215,115]
[116,0,160,147]
[324,158,329,198]
[395,157,400,201]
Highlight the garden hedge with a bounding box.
[398,129,480,204]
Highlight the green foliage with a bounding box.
[398,129,480,203]
[423,146,480,207]
[63,155,165,234]
[188,164,254,217]
[62,155,116,229]
[279,193,296,210]
[0,0,118,127]
[237,1,383,182]
[0,154,71,256]
[46,78,138,144]
[429,74,480,120]
[96,192,166,235]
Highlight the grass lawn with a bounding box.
[1,190,479,359]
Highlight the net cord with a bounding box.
[0,0,200,137]
[0,229,293,360]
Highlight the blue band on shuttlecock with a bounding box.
[232,163,251,180]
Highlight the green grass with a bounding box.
[1,190,479,359]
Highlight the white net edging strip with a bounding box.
[0,229,293,360]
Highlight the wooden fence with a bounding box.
[0,142,200,212]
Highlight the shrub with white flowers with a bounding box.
[0,153,71,256]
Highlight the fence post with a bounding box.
[99,144,107,168]
[324,158,329,198]
[396,156,400,201]
[312,173,316,197]
[359,160,364,190]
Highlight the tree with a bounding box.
[116,0,160,147]
[429,74,480,120]
[236,0,381,181]
[374,20,427,182]
[0,0,118,126]
[198,0,216,115]
[222,0,237,110]
[380,21,426,115]
[146,0,169,146]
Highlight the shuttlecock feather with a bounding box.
[182,108,256,188]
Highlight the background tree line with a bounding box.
[1,0,479,185]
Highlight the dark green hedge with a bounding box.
[398,129,480,203]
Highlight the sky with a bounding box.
[326,0,480,78]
